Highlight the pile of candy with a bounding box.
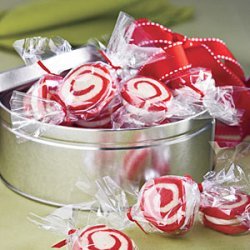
[31,166,250,249]
[11,13,242,132]
[18,12,249,250]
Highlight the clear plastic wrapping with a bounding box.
[166,68,243,125]
[10,90,65,138]
[13,36,72,65]
[29,205,138,249]
[106,12,163,73]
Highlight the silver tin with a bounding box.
[0,51,215,207]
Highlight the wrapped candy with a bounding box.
[29,206,138,250]
[56,62,115,117]
[127,175,200,235]
[113,76,173,128]
[199,143,250,235]
[70,225,137,250]
[54,61,118,128]
[23,74,63,119]
[76,149,249,237]
[120,76,172,125]
[76,175,200,236]
[199,190,250,235]
[169,68,243,126]
[10,90,64,138]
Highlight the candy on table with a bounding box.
[128,175,200,235]
[199,159,250,235]
[200,189,250,235]
[70,225,137,250]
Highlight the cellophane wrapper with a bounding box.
[29,204,138,250]
[199,142,250,235]
[166,68,243,126]
[13,36,72,65]
[76,176,137,230]
[10,90,65,141]
[106,12,163,78]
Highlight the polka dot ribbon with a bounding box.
[130,18,250,146]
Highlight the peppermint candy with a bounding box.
[128,176,200,235]
[72,225,137,250]
[121,76,172,124]
[58,62,114,112]
[24,74,63,121]
[200,191,250,235]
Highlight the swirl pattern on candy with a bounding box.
[128,175,200,235]
[120,76,172,125]
[200,190,250,235]
[72,225,137,250]
[57,62,114,111]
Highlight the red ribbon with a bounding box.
[131,19,250,146]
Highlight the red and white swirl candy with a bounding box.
[121,76,172,124]
[128,176,200,235]
[24,74,63,120]
[72,225,137,250]
[57,62,114,113]
[200,190,250,235]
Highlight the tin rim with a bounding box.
[0,88,213,148]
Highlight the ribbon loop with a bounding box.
[130,19,250,145]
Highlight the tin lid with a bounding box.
[0,46,98,93]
